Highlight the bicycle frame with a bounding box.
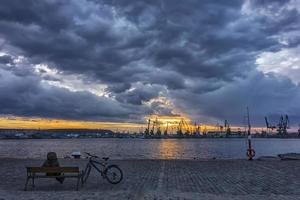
[87,158,107,175]
[81,154,123,185]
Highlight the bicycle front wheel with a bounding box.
[104,165,123,184]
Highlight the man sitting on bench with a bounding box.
[42,152,64,184]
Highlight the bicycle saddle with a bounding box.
[102,157,109,161]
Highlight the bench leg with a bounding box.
[32,177,35,189]
[24,177,30,191]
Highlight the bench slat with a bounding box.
[31,175,80,178]
[27,167,79,173]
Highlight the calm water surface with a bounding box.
[0,138,299,159]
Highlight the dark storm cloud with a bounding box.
[171,71,300,125]
[247,0,300,35]
[0,64,146,122]
[106,83,131,94]
[0,55,13,64]
[0,0,258,83]
[6,0,292,82]
[148,100,176,116]
[0,0,300,125]
[0,70,130,120]
[115,83,165,105]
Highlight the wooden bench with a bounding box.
[25,167,81,191]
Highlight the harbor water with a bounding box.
[0,138,300,159]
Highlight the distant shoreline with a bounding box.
[1,136,300,140]
[1,128,300,140]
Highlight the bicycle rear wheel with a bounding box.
[104,165,123,184]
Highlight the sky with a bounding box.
[0,0,300,129]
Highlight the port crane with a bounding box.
[164,122,169,136]
[264,117,276,133]
[224,120,231,137]
[154,118,162,136]
[265,115,289,135]
[176,119,183,136]
[182,119,191,136]
[196,124,201,135]
[278,115,289,135]
[192,122,200,136]
[149,118,162,136]
[144,119,151,136]
[176,124,183,136]
[150,119,155,136]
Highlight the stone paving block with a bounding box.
[0,158,300,199]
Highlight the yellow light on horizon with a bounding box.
[145,115,191,125]
[0,116,143,131]
[0,115,264,133]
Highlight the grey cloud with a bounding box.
[0,0,300,125]
[171,71,300,126]
[0,66,144,122]
[106,83,131,94]
[148,100,177,116]
[115,84,165,105]
[0,0,259,84]
[0,55,13,64]
[246,0,300,36]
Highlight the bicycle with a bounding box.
[81,152,123,185]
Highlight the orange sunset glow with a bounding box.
[0,115,263,133]
[1,113,269,135]
[0,115,191,131]
[0,116,143,131]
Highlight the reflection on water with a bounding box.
[0,138,300,159]
[158,140,182,159]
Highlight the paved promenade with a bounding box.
[0,158,300,199]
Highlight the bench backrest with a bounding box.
[27,167,79,173]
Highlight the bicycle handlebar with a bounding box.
[84,152,98,158]
[84,152,110,161]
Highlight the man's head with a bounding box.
[46,152,58,161]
